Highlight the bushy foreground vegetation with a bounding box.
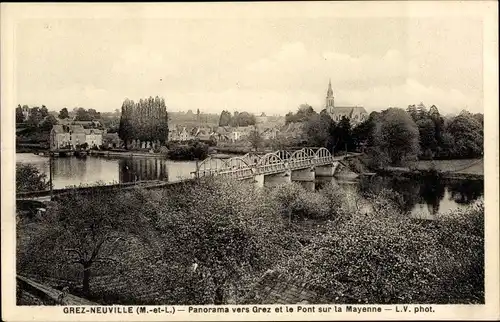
[17,178,484,304]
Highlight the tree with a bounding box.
[75,108,92,121]
[416,118,437,158]
[304,111,333,148]
[286,104,316,124]
[118,99,135,146]
[218,110,232,127]
[153,178,293,304]
[16,164,49,192]
[445,111,483,158]
[285,112,296,124]
[332,116,353,153]
[296,104,315,120]
[26,107,44,127]
[118,96,169,147]
[406,105,418,121]
[58,108,69,119]
[39,114,58,131]
[374,108,420,166]
[247,129,263,151]
[16,105,25,123]
[40,105,49,118]
[20,189,157,296]
[87,108,101,120]
[351,117,376,151]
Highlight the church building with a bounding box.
[325,79,368,126]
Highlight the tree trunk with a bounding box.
[82,263,91,296]
[214,286,224,305]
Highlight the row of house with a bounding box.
[167,124,283,143]
[50,125,104,150]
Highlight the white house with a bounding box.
[84,128,103,148]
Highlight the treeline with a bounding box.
[15,105,57,130]
[118,96,169,145]
[218,110,256,127]
[15,105,58,146]
[285,104,316,124]
[294,103,483,167]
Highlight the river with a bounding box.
[16,153,483,218]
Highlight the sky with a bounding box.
[15,10,484,116]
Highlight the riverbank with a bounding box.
[382,159,484,180]
[88,150,164,158]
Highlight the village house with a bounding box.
[179,127,192,141]
[84,128,104,148]
[214,127,231,142]
[230,126,253,142]
[70,125,87,148]
[50,124,104,150]
[260,127,279,140]
[192,127,212,141]
[168,126,180,141]
[50,125,71,150]
[50,125,85,149]
[168,126,194,142]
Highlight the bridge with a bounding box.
[194,147,361,187]
[17,148,362,203]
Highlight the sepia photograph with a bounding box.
[1,2,498,321]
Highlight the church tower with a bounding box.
[325,79,335,111]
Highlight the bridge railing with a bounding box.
[255,162,288,174]
[194,148,354,178]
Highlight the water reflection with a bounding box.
[119,158,169,183]
[357,176,484,216]
[16,153,197,189]
[448,180,484,204]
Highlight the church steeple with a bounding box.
[326,78,335,109]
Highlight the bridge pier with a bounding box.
[315,162,339,177]
[253,174,265,188]
[291,167,315,182]
[264,170,291,188]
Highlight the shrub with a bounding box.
[167,141,209,161]
[16,164,49,192]
[284,198,485,304]
[270,183,330,221]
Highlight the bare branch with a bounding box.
[65,248,83,260]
